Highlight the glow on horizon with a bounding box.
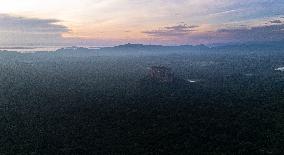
[0,0,284,46]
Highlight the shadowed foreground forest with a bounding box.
[0,45,283,154]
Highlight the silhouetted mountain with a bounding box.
[101,43,209,51]
[55,46,92,53]
[53,46,96,56]
[98,41,284,54]
[3,40,283,56]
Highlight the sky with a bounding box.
[0,0,284,46]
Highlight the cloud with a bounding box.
[142,23,284,45]
[217,24,284,42]
[192,24,284,44]
[164,25,199,31]
[1,1,284,46]
[0,14,70,45]
[142,24,198,37]
[270,20,282,24]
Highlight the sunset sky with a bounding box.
[0,0,284,46]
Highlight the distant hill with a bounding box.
[1,40,283,55]
[100,43,209,51]
[98,41,284,53]
[55,46,92,53]
[53,46,96,56]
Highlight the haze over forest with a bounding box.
[0,0,284,154]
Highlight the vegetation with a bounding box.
[0,45,283,154]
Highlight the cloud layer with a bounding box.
[0,14,69,45]
[142,22,284,45]
[270,20,282,24]
[216,24,284,43]
[143,24,198,37]
[0,0,284,45]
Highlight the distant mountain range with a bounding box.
[1,40,284,53]
[100,43,209,50]
[100,40,284,51]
